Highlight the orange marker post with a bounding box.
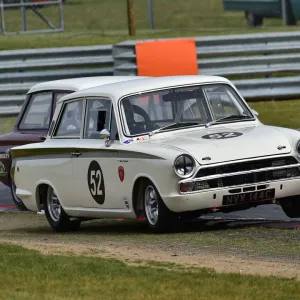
[135,39,198,76]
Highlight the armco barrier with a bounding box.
[113,31,300,100]
[3,31,300,117]
[0,44,113,116]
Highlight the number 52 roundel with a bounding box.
[87,160,105,205]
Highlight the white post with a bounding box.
[281,0,288,25]
[148,0,154,29]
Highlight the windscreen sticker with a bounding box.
[87,160,105,205]
[202,132,243,139]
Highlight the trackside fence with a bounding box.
[113,31,300,101]
[0,44,113,116]
[3,31,300,116]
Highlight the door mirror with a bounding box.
[251,109,259,117]
[99,129,110,140]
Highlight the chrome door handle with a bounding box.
[71,151,82,157]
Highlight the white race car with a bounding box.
[10,75,300,233]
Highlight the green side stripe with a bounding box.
[10,147,165,161]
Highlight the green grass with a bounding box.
[0,117,15,135]
[0,242,299,300]
[1,99,300,136]
[0,0,299,50]
[249,100,300,129]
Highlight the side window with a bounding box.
[54,100,84,138]
[84,98,112,139]
[54,92,72,103]
[19,92,52,129]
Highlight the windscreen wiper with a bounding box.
[150,122,200,136]
[205,114,253,128]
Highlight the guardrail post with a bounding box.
[113,41,137,75]
[21,0,27,31]
[148,0,155,30]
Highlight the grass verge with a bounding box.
[0,0,299,50]
[0,242,299,300]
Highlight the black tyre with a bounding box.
[143,180,177,233]
[44,186,81,232]
[245,11,263,27]
[280,196,300,218]
[10,180,27,211]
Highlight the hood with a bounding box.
[150,124,293,165]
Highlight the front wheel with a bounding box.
[280,196,300,218]
[44,186,81,232]
[143,180,177,233]
[10,180,27,211]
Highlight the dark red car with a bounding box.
[0,76,142,209]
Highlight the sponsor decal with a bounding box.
[124,139,134,144]
[136,137,145,141]
[202,132,243,139]
[0,162,5,176]
[122,196,130,209]
[135,136,149,142]
[118,166,125,182]
[87,160,105,205]
[0,153,9,159]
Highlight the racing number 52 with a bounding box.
[90,170,103,196]
[87,160,106,205]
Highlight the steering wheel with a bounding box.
[127,105,152,134]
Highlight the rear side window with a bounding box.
[19,92,53,130]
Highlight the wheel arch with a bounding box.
[35,180,59,211]
[132,176,149,218]
[132,175,161,218]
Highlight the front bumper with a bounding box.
[162,178,300,213]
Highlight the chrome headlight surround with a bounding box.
[173,154,196,178]
[296,140,300,156]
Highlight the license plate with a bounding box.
[223,189,275,206]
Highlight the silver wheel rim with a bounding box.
[47,187,61,222]
[145,185,159,226]
[11,181,22,204]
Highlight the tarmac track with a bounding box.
[1,183,300,229]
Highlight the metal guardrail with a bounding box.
[0,44,113,116]
[113,31,300,101]
[2,31,300,117]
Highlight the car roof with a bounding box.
[58,75,231,104]
[27,76,148,94]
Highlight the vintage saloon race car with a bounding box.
[0,76,144,210]
[10,75,300,233]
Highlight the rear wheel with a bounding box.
[10,180,27,211]
[280,196,300,218]
[143,180,177,233]
[44,186,81,232]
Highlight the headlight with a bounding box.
[296,140,300,155]
[174,154,196,178]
